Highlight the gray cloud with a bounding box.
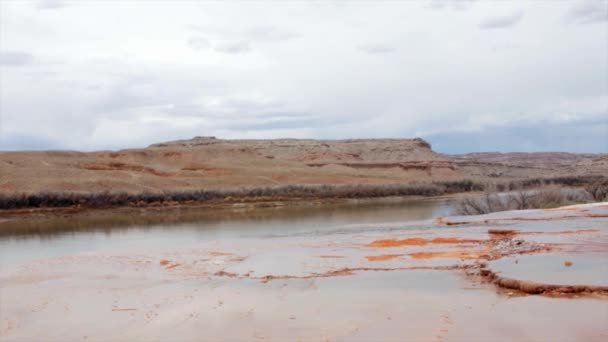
[479,10,524,29]
[565,0,608,24]
[245,25,299,42]
[0,51,35,66]
[36,0,68,10]
[490,41,520,52]
[427,0,476,11]
[214,41,251,54]
[358,44,396,54]
[187,37,210,51]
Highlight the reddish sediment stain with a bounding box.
[366,237,482,248]
[488,229,519,236]
[479,266,608,295]
[254,265,470,283]
[365,254,404,261]
[159,259,179,269]
[319,255,345,259]
[434,217,470,225]
[488,229,602,241]
[437,212,608,226]
[214,270,239,278]
[209,252,233,256]
[409,250,486,260]
[585,214,608,218]
[523,229,601,236]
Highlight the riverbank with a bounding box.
[1,175,605,222]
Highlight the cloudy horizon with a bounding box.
[0,0,606,153]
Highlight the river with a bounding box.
[0,198,454,268]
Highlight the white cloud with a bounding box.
[187,37,210,51]
[358,44,396,54]
[214,41,251,54]
[36,0,68,10]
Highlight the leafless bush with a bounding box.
[510,191,534,210]
[530,188,566,208]
[457,192,507,215]
[456,188,591,215]
[584,180,608,202]
[0,183,449,210]
[433,179,485,193]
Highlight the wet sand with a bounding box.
[1,203,607,341]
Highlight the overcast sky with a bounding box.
[0,0,606,153]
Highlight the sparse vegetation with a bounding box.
[0,183,445,210]
[584,179,608,202]
[456,188,592,216]
[1,175,605,211]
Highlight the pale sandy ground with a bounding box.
[1,203,607,341]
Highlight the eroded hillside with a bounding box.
[1,137,606,194]
[0,137,456,193]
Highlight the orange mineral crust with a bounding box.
[365,254,405,261]
[408,250,486,260]
[366,237,482,248]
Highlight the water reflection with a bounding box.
[0,198,455,266]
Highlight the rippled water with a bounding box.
[0,198,455,266]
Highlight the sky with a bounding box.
[0,0,606,153]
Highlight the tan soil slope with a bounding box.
[0,137,458,193]
[449,152,608,180]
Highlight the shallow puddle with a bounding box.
[490,253,608,286]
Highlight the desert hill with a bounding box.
[0,137,605,194]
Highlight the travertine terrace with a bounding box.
[2,203,607,341]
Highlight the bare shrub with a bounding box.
[584,180,608,202]
[2,175,605,211]
[0,183,449,210]
[433,179,485,193]
[456,188,591,215]
[510,191,534,210]
[529,188,565,208]
[457,192,507,215]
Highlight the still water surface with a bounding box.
[0,198,454,267]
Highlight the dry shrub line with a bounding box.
[0,176,605,210]
[0,183,452,210]
[456,180,608,216]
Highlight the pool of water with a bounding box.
[490,253,608,286]
[0,198,455,267]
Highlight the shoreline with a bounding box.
[2,174,604,222]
